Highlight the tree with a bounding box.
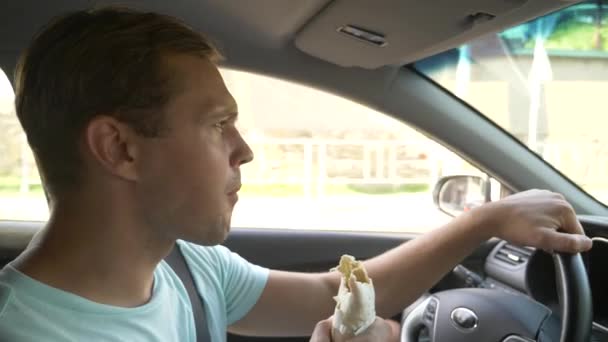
[593,0,604,50]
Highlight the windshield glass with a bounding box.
[415,0,608,205]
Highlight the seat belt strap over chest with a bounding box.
[165,244,211,342]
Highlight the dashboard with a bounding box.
[401,238,608,342]
[478,239,608,338]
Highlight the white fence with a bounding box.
[242,137,440,197]
[241,137,608,198]
[13,137,608,198]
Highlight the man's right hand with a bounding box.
[473,189,592,253]
[310,316,400,342]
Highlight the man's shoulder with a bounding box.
[173,241,252,286]
[0,266,16,317]
[0,280,13,318]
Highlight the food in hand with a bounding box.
[331,255,376,336]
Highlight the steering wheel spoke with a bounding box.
[400,252,592,342]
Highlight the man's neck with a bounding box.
[13,198,174,308]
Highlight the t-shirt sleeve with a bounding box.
[178,241,270,325]
[213,246,270,325]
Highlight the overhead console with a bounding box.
[295,0,580,68]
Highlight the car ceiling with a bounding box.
[1,0,580,81]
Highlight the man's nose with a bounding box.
[231,131,254,167]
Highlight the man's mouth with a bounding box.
[227,184,241,195]
[227,184,241,205]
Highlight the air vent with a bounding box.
[494,243,533,266]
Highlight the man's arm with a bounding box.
[228,269,337,336]
[229,190,592,337]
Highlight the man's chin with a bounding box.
[188,223,230,246]
[173,213,232,246]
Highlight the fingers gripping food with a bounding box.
[331,255,376,336]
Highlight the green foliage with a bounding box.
[0,177,43,194]
[346,183,429,194]
[524,18,608,51]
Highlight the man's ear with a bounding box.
[84,116,139,182]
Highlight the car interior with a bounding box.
[2,1,608,341]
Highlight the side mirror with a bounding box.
[433,175,490,217]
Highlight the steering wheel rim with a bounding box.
[401,251,592,342]
[551,252,592,342]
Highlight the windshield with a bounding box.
[415,0,608,205]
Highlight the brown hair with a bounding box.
[14,7,221,197]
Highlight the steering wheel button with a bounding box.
[502,336,535,342]
[450,307,478,330]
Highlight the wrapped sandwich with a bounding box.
[331,255,376,337]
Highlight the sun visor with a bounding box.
[295,0,579,69]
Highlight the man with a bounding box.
[0,7,592,342]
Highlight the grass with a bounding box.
[0,173,430,198]
[0,186,43,195]
[346,183,429,194]
[240,183,429,197]
[241,184,306,197]
[0,176,43,194]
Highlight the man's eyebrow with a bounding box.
[212,111,238,121]
[201,104,238,121]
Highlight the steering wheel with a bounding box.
[401,252,592,342]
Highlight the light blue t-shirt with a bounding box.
[0,240,270,341]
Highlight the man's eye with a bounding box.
[214,120,228,131]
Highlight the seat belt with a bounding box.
[165,244,211,342]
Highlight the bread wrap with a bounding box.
[331,255,376,336]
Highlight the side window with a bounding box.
[0,65,494,231]
[221,69,488,233]
[0,68,48,221]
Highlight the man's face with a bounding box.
[135,54,253,245]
